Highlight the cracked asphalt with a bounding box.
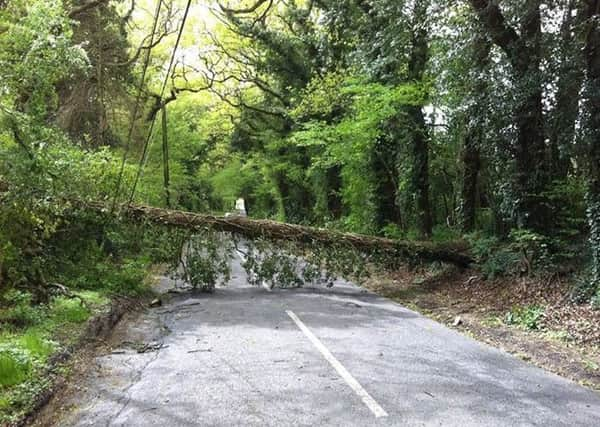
[50,254,600,426]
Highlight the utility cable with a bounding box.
[127,0,193,205]
[110,0,163,213]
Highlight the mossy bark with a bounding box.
[584,0,600,297]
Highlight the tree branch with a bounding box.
[469,0,520,63]
[68,0,110,18]
[217,0,269,15]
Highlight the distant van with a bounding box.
[225,198,247,217]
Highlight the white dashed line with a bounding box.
[286,310,389,418]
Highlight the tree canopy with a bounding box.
[1,0,600,304]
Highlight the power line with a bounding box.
[127,0,193,205]
[110,0,163,213]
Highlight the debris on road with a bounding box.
[187,349,212,353]
[136,341,167,353]
[150,298,162,308]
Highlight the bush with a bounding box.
[508,229,549,273]
[0,291,45,329]
[466,229,569,278]
[569,271,598,304]
[465,233,520,279]
[431,226,462,243]
[64,256,149,296]
[481,249,521,279]
[504,305,545,330]
[542,179,587,241]
[466,233,500,261]
[380,223,405,240]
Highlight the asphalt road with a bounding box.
[52,253,600,426]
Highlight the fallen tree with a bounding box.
[0,177,473,268]
[87,202,473,268]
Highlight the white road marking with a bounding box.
[286,310,389,418]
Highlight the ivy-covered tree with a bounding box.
[56,0,133,147]
[582,0,600,302]
[468,0,548,232]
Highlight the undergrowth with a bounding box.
[0,290,111,424]
[504,305,546,330]
[0,243,149,424]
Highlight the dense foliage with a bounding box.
[2,1,600,421]
[1,0,600,338]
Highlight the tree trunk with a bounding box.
[86,202,473,268]
[409,106,433,237]
[373,136,403,229]
[512,1,547,231]
[461,131,480,232]
[548,0,585,179]
[326,166,343,220]
[583,0,600,295]
[461,29,490,232]
[407,0,432,238]
[513,78,546,230]
[0,179,473,267]
[470,0,548,232]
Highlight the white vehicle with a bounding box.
[225,197,247,217]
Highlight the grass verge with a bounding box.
[0,260,155,426]
[0,291,112,425]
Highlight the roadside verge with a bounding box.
[366,265,600,392]
[1,293,149,427]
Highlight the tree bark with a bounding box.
[469,0,548,232]
[90,202,473,267]
[407,0,432,238]
[583,0,600,294]
[326,166,343,219]
[548,0,585,179]
[68,0,111,18]
[373,135,403,229]
[409,105,433,237]
[461,132,481,232]
[461,29,490,232]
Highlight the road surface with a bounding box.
[47,254,600,426]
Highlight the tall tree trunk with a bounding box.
[374,136,403,229]
[548,0,585,179]
[409,106,432,237]
[461,132,481,232]
[513,72,546,230]
[461,29,490,232]
[408,0,432,238]
[326,166,343,220]
[470,0,548,232]
[513,0,547,231]
[583,0,600,297]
